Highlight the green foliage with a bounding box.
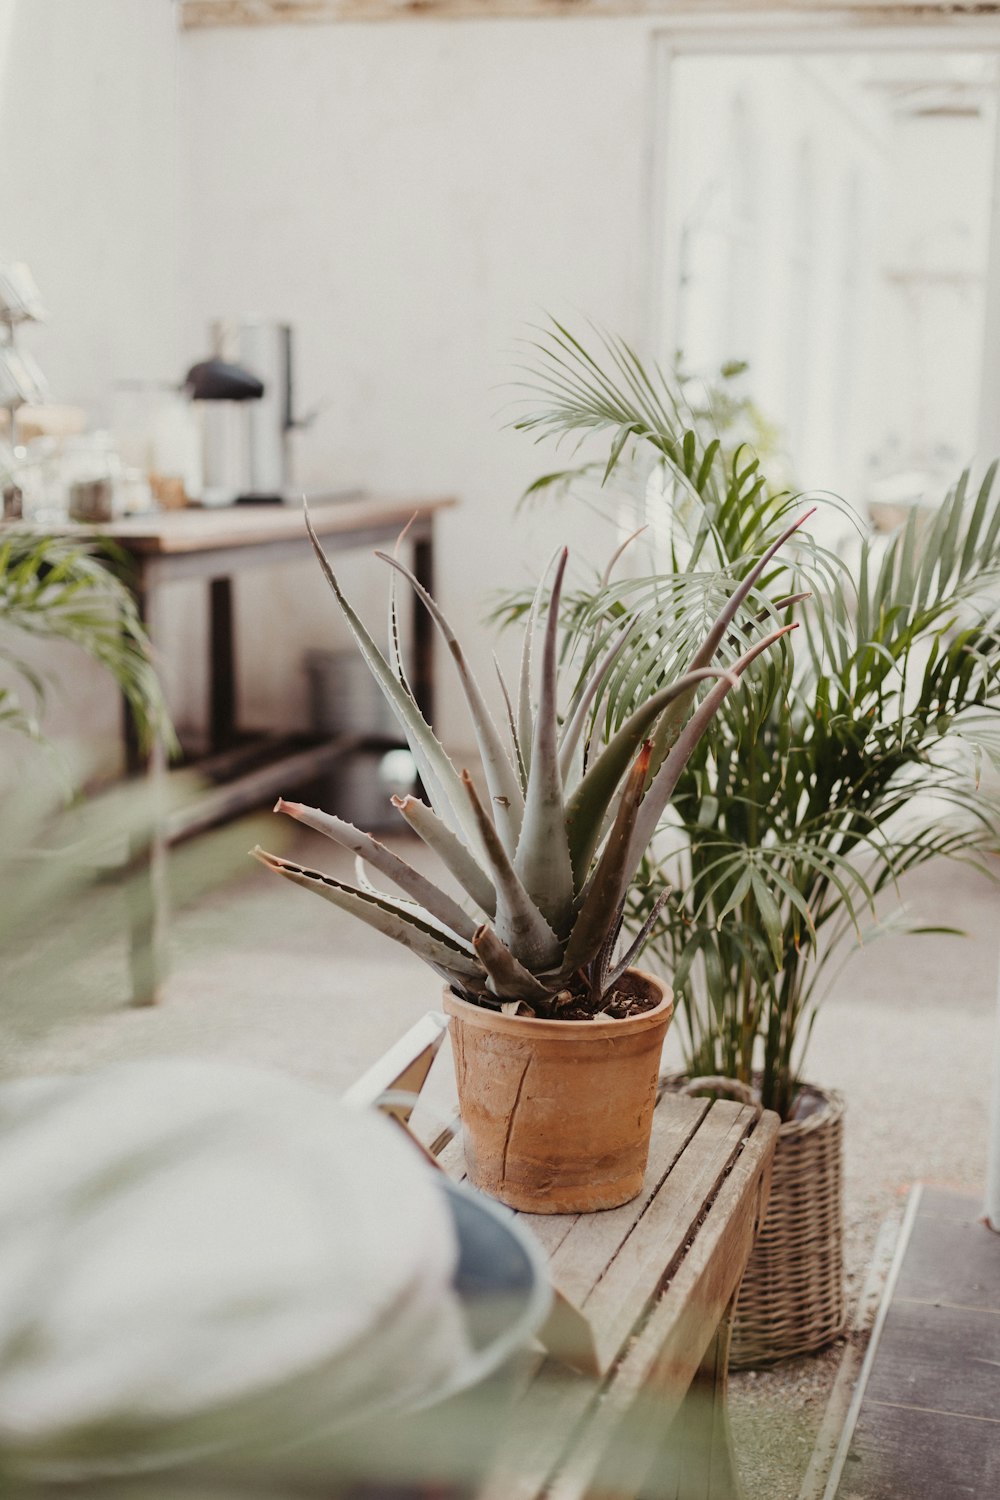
[0,529,174,754]
[515,320,1000,1116]
[255,505,800,1017]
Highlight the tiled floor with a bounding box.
[835,1187,1000,1500]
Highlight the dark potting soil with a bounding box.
[550,968,663,1021]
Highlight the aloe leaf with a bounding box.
[627,623,797,865]
[303,504,479,854]
[690,510,813,671]
[376,550,524,853]
[252,847,484,982]
[391,794,497,917]
[558,618,634,785]
[472,925,552,1002]
[386,517,416,692]
[604,887,671,992]
[514,548,576,934]
[516,552,561,779]
[462,770,562,971]
[494,654,527,791]
[565,667,735,887]
[274,798,478,941]
[562,742,652,974]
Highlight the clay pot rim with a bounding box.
[443,968,673,1041]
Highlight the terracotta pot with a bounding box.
[442,970,673,1214]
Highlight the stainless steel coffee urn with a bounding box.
[188,318,299,505]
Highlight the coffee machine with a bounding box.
[187,318,303,505]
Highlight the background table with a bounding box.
[74,492,455,1004]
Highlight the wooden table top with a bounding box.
[437,1091,779,1500]
[347,1017,779,1500]
[10,491,456,557]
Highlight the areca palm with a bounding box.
[516,321,1000,1118]
[0,529,173,753]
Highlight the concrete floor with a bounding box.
[3,815,998,1500]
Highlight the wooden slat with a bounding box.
[584,1099,758,1373]
[542,1096,708,1306]
[547,1109,779,1500]
[180,1,1000,29]
[478,1107,776,1500]
[372,1027,779,1500]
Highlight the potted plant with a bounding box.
[0,526,172,754]
[255,508,802,1214]
[511,320,1000,1358]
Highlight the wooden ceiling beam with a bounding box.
[178,2,1000,32]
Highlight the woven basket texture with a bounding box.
[730,1085,845,1368]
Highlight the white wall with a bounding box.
[2,8,661,759]
[178,18,655,745]
[0,0,183,765]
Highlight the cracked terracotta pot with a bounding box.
[442,971,673,1214]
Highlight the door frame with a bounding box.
[642,16,1000,458]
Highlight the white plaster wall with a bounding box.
[0,0,186,767]
[1,7,661,761]
[178,18,656,746]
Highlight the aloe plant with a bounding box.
[254,509,802,1017]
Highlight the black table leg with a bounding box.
[210,576,237,751]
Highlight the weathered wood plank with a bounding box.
[482,1110,776,1500]
[180,1,1000,31]
[583,1099,758,1374]
[546,1109,778,1499]
[53,493,454,557]
[541,1094,709,1311]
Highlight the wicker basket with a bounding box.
[730,1084,846,1367]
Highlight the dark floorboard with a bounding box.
[835,1187,1000,1500]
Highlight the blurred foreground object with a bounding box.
[0,1058,549,1489]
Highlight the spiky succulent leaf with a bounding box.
[514,549,577,935]
[558,617,633,783]
[564,667,735,886]
[472,925,552,1003]
[390,794,497,917]
[376,550,524,854]
[561,741,653,976]
[274,798,478,941]
[251,847,484,989]
[303,505,481,856]
[461,770,562,970]
[627,623,797,866]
